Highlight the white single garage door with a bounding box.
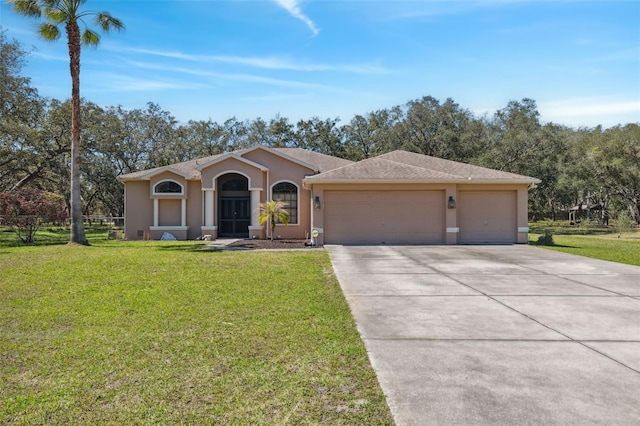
[324,190,445,244]
[459,191,517,243]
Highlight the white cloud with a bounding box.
[124,59,333,90]
[539,97,640,127]
[272,0,319,36]
[96,73,207,92]
[471,97,640,128]
[541,98,639,117]
[123,47,388,74]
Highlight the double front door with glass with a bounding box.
[219,197,250,237]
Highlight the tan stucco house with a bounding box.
[118,145,540,245]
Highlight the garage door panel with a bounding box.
[459,191,516,244]
[324,190,445,244]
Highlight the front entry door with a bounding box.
[219,197,250,237]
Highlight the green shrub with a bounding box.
[613,212,636,237]
[537,230,555,246]
[579,218,598,235]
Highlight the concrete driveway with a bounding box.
[325,244,640,425]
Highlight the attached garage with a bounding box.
[459,191,517,243]
[324,190,445,244]
[303,150,539,246]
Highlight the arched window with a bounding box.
[221,178,248,191]
[154,180,183,194]
[272,182,298,224]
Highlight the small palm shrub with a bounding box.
[258,200,289,241]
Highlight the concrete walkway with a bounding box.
[326,244,640,425]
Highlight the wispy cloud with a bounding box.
[124,59,333,90]
[96,73,208,92]
[31,51,68,62]
[272,0,319,36]
[472,96,640,127]
[540,97,640,118]
[123,47,388,74]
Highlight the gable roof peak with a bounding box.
[195,152,269,172]
[239,145,319,172]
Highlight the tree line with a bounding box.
[2,31,639,223]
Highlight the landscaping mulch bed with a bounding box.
[226,238,314,249]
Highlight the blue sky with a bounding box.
[1,0,639,128]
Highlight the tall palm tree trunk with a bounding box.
[67,20,88,245]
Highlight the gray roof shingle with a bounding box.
[271,148,353,172]
[118,146,354,181]
[304,150,540,183]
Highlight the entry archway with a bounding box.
[217,173,250,237]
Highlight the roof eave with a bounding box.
[303,178,541,188]
[118,166,194,182]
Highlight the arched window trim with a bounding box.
[153,179,184,195]
[212,171,253,191]
[221,177,249,192]
[271,180,299,225]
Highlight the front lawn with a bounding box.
[529,221,640,267]
[0,239,393,424]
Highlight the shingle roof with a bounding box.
[118,153,226,181]
[304,150,541,184]
[117,146,353,181]
[271,148,354,172]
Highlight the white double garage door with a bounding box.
[324,190,517,244]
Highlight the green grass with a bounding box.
[0,224,121,247]
[529,220,640,267]
[0,237,393,424]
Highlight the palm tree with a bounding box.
[258,200,289,241]
[8,0,124,245]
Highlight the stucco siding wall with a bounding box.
[187,181,202,239]
[244,149,314,239]
[124,181,153,240]
[158,199,181,226]
[243,149,312,183]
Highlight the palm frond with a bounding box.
[8,0,42,18]
[38,23,60,41]
[258,200,289,239]
[81,29,100,46]
[43,7,68,24]
[41,0,60,8]
[277,211,290,226]
[95,12,125,32]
